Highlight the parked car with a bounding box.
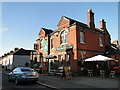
[8,67,39,85]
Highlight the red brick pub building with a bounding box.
[30,9,120,75]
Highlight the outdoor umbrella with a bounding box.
[84,55,118,62]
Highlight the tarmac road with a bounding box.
[2,72,53,90]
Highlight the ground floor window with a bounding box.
[50,59,57,70]
[58,55,63,68]
[81,52,86,66]
[65,54,70,67]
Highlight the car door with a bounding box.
[11,68,18,80]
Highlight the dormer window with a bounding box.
[40,39,44,49]
[60,30,67,45]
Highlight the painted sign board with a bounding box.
[44,41,48,53]
[56,45,73,51]
[64,67,72,80]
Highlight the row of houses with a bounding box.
[0,48,32,70]
[0,9,120,75]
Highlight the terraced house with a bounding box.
[30,9,120,75]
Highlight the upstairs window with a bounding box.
[51,38,54,49]
[61,30,67,44]
[40,39,43,49]
[80,32,85,43]
[34,44,38,50]
[99,36,103,46]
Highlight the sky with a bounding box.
[0,2,119,56]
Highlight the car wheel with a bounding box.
[15,78,19,85]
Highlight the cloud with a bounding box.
[0,27,8,32]
[3,27,8,31]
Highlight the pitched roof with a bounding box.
[42,28,53,35]
[105,45,120,55]
[63,16,88,28]
[61,16,104,33]
[13,48,33,55]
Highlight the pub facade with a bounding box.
[30,9,119,75]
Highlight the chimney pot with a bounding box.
[100,19,106,29]
[14,48,19,51]
[101,19,104,22]
[88,9,92,12]
[10,51,13,53]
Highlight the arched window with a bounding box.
[40,39,43,49]
[60,30,67,44]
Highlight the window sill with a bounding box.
[100,45,103,47]
[51,48,54,50]
[60,43,68,46]
[80,42,86,44]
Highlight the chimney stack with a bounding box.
[14,48,19,51]
[4,53,7,56]
[87,9,95,29]
[100,19,106,30]
[10,51,13,53]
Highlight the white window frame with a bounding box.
[65,54,70,67]
[80,31,85,44]
[60,30,68,45]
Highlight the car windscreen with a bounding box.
[21,68,34,72]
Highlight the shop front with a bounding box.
[44,54,57,72]
[56,45,73,70]
[42,45,73,74]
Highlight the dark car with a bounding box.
[8,67,39,85]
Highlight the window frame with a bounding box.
[40,39,44,49]
[65,54,70,67]
[51,38,54,49]
[58,55,63,67]
[80,31,85,44]
[99,35,103,47]
[60,30,68,45]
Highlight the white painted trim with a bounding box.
[59,28,69,35]
[63,16,69,21]
[60,43,68,46]
[49,53,55,55]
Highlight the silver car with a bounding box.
[8,67,39,85]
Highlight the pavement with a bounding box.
[2,70,120,89]
[38,74,119,89]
